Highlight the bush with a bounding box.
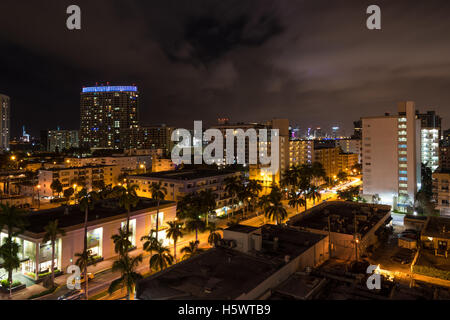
[1,280,22,288]
[413,264,450,281]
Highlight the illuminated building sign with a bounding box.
[82,86,138,93]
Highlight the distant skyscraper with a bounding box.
[0,94,10,152]
[362,101,421,210]
[417,110,441,171]
[80,85,139,149]
[46,129,79,152]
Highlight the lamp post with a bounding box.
[37,185,41,209]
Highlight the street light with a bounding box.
[37,185,41,209]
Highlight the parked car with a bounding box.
[57,289,83,300]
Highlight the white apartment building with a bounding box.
[362,101,421,210]
[421,128,440,172]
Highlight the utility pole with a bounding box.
[328,215,332,259]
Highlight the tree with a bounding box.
[288,191,306,214]
[166,221,183,261]
[149,243,174,272]
[111,228,132,258]
[185,217,206,242]
[307,185,322,205]
[42,220,66,287]
[224,176,242,217]
[50,179,63,198]
[149,182,167,242]
[265,190,288,225]
[76,188,99,299]
[74,249,96,297]
[337,185,361,201]
[63,187,75,205]
[207,223,222,247]
[92,180,106,192]
[0,238,20,297]
[0,204,27,286]
[181,241,205,260]
[199,189,216,227]
[337,171,348,182]
[415,190,437,216]
[113,184,139,248]
[141,233,159,257]
[108,254,143,300]
[246,180,263,211]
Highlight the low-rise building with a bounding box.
[38,165,121,198]
[128,168,242,216]
[420,215,450,258]
[288,201,392,260]
[151,156,176,173]
[0,195,33,208]
[136,224,329,300]
[0,198,176,282]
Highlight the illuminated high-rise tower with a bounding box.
[80,85,139,149]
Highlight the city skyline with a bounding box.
[2,0,450,137]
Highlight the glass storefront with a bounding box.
[121,219,136,247]
[38,241,59,275]
[87,227,103,258]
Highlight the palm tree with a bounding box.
[257,194,271,224]
[74,249,96,298]
[141,233,159,257]
[308,185,322,205]
[199,189,216,227]
[113,184,139,249]
[0,238,20,297]
[265,197,288,225]
[108,254,143,300]
[149,243,174,272]
[149,182,167,242]
[181,241,205,260]
[111,228,132,258]
[224,176,242,218]
[185,217,206,242]
[247,180,262,212]
[166,221,183,261]
[288,191,306,214]
[207,223,222,247]
[76,188,99,299]
[0,204,27,286]
[42,220,66,287]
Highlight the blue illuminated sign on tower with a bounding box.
[82,86,138,93]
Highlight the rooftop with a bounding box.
[11,198,175,237]
[288,201,391,237]
[129,168,239,181]
[137,225,325,300]
[225,224,259,234]
[40,164,115,172]
[422,216,450,239]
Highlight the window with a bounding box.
[399,157,407,161]
[399,170,407,175]
[399,177,408,181]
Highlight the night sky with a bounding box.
[1,0,450,137]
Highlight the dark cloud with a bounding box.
[0,0,450,137]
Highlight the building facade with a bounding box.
[433,169,450,216]
[38,165,121,198]
[80,85,139,150]
[0,94,10,153]
[362,102,421,209]
[46,129,79,152]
